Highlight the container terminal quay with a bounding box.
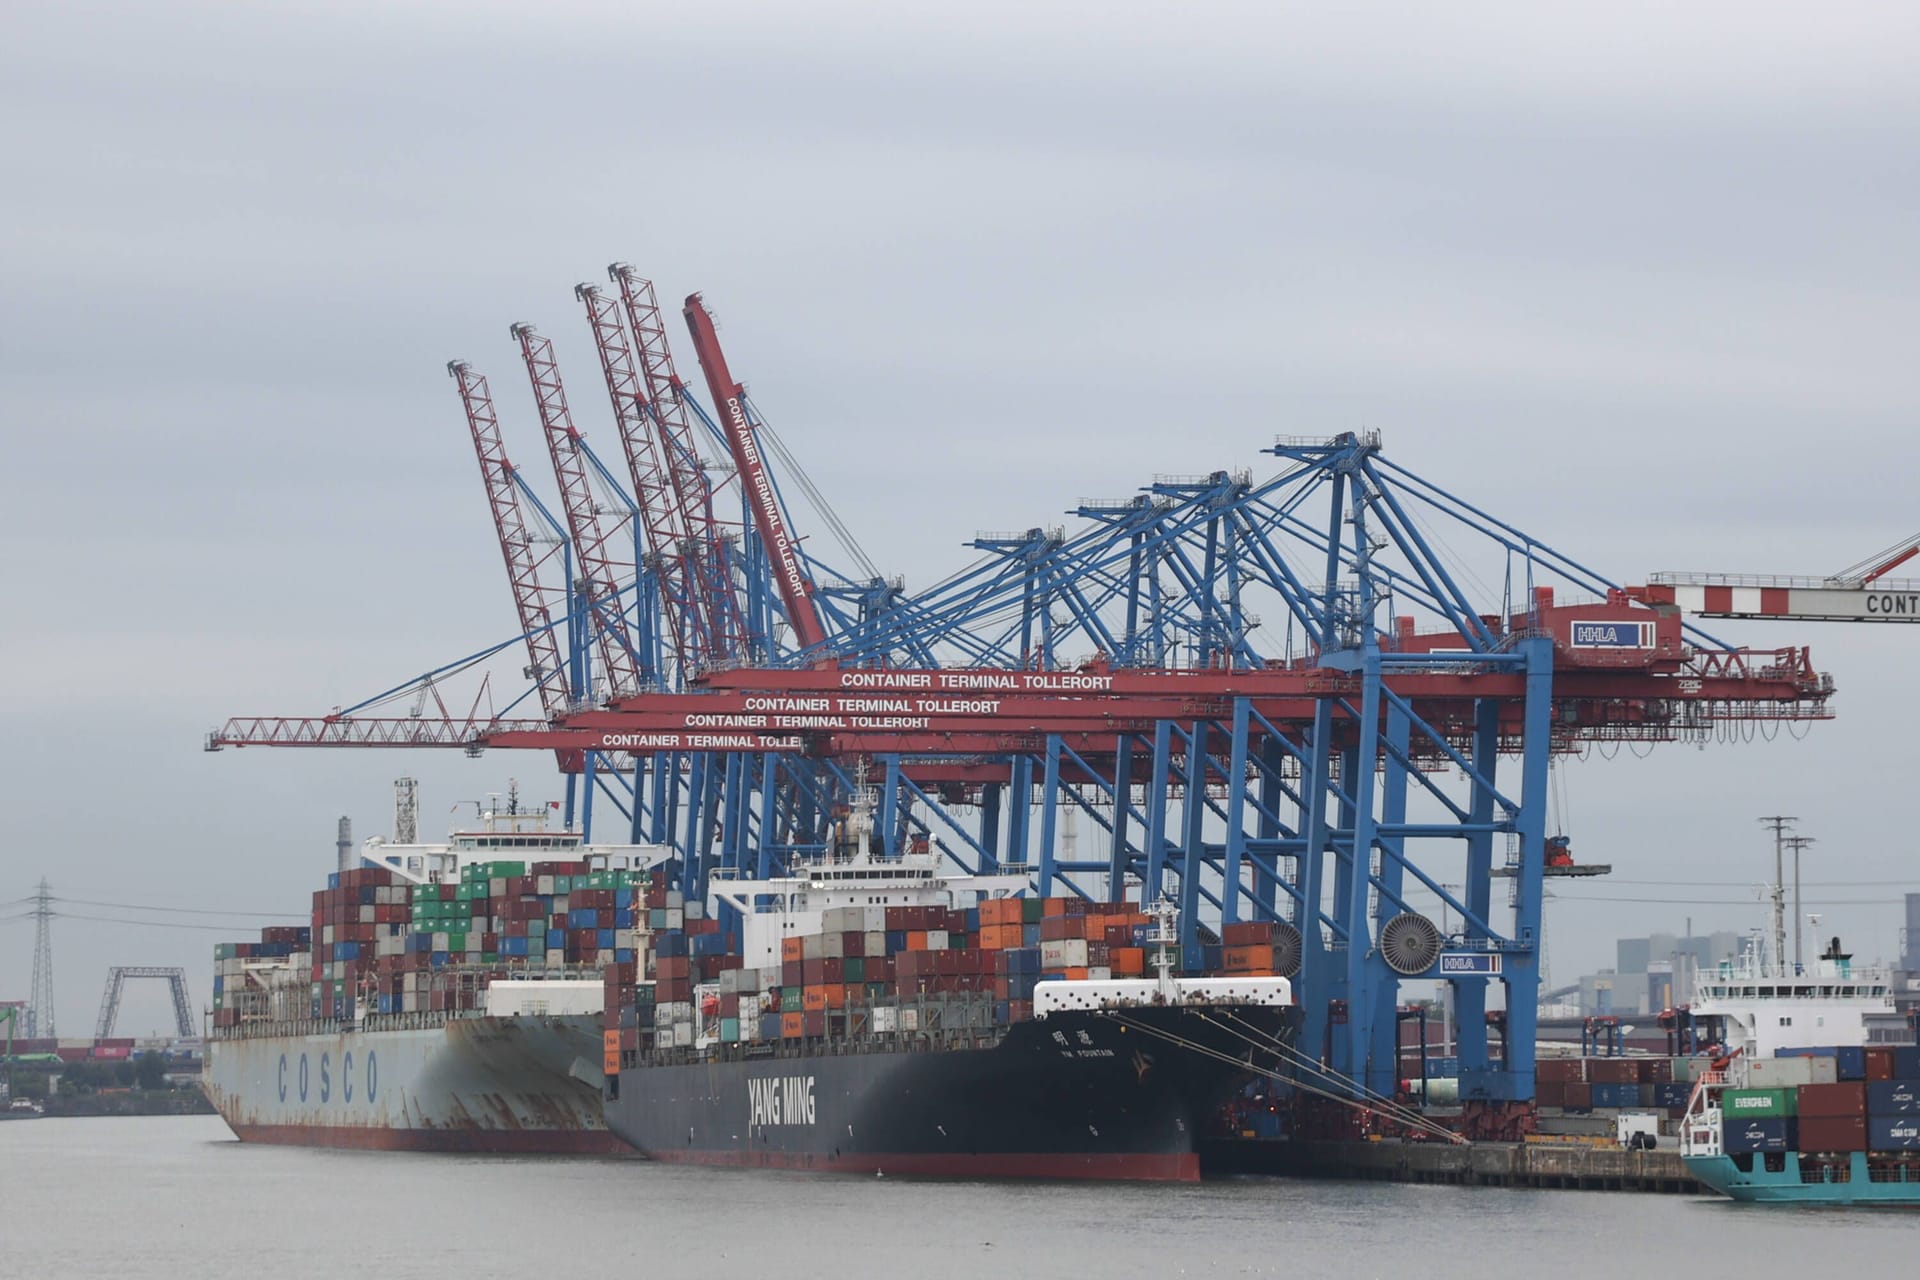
[123,264,1918,1188]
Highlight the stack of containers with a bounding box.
[612,891,1291,1054]
[310,866,409,1021]
[1866,1046,1920,1153]
[1218,921,1289,976]
[211,925,313,1029]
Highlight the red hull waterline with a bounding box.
[228,1122,635,1156]
[640,1147,1201,1182]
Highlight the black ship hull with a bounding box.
[607,1003,1301,1181]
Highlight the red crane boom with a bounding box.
[613,266,747,665]
[510,324,643,699]
[448,360,573,719]
[681,293,828,653]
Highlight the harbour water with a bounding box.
[6,1116,1919,1278]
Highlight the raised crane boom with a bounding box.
[448,360,573,718]
[681,293,828,653]
[613,266,747,665]
[510,324,643,698]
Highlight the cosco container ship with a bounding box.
[600,772,1304,1181]
[203,791,669,1153]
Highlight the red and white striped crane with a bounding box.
[1641,532,1920,622]
[511,323,644,699]
[447,360,574,719]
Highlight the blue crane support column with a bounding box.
[1340,653,1385,1089]
[1106,736,1135,901]
[1178,723,1207,960]
[1220,699,1252,924]
[1367,701,1413,1100]
[1005,757,1033,867]
[1497,634,1554,1099]
[1143,721,1174,902]
[979,783,1002,871]
[755,758,781,877]
[1036,735,1062,896]
[1456,698,1501,1090]
[879,757,903,857]
[1294,695,1340,1067]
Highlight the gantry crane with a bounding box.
[208,270,1841,1138]
[1641,532,1920,621]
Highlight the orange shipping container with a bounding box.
[1223,946,1273,973]
[781,1011,805,1038]
[781,936,805,962]
[803,986,827,1012]
[1111,947,1146,976]
[907,931,929,951]
[1064,967,1089,981]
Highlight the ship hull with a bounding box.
[608,1004,1299,1182]
[203,1014,631,1155]
[1685,1152,1920,1205]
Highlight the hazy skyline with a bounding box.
[4,2,1917,1033]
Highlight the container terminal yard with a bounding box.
[167,265,1918,1186]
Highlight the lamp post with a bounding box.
[1784,835,1816,970]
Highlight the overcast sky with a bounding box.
[4,2,1917,1034]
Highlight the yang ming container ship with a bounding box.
[601,771,1304,1182]
[203,790,669,1153]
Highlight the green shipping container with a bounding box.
[1724,1087,1796,1118]
[782,988,804,1013]
[1021,897,1043,924]
[843,958,866,983]
[720,1017,741,1042]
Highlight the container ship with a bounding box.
[1679,937,1920,1203]
[203,792,670,1153]
[600,773,1303,1182]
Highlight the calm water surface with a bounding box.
[6,1116,1918,1278]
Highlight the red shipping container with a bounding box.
[1536,1058,1587,1083]
[1798,1082,1868,1118]
[1587,1058,1638,1084]
[1798,1113,1868,1152]
[1865,1048,1896,1082]
[1536,1081,1567,1107]
[1562,1082,1593,1110]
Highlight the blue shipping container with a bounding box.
[1654,1082,1693,1109]
[1869,1115,1920,1151]
[1836,1046,1867,1081]
[1895,1047,1920,1078]
[569,909,601,930]
[614,909,634,929]
[1723,1117,1795,1154]
[1867,1080,1920,1115]
[1778,1045,1839,1058]
[1590,1082,1639,1109]
[546,928,565,949]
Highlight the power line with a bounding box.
[0,911,281,933]
[49,896,305,919]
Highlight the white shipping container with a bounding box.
[1040,939,1090,969]
[684,900,704,921]
[872,1006,898,1033]
[490,878,507,898]
[864,931,887,956]
[1747,1057,1831,1088]
[672,1022,694,1047]
[925,930,949,951]
[546,949,566,968]
[863,906,888,933]
[537,875,555,895]
[664,909,683,930]
[1087,967,1112,981]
